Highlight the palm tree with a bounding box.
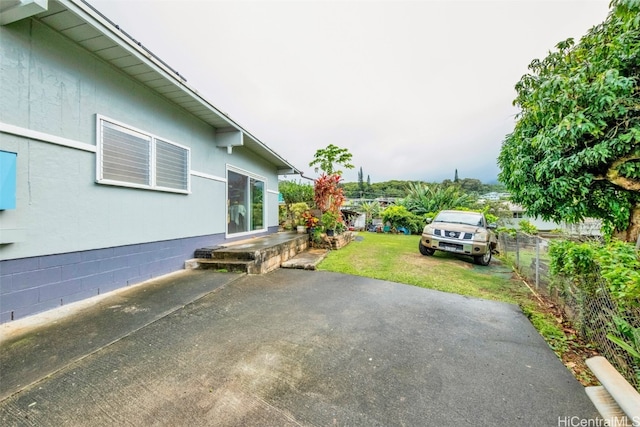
[359,201,382,226]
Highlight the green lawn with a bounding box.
[318,232,529,304]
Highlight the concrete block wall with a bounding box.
[0,233,238,323]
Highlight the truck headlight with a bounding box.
[474,230,487,242]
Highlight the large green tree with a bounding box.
[498,0,640,242]
[309,144,354,176]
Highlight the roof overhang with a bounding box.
[0,0,301,175]
[0,0,48,25]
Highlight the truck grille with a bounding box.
[435,229,473,240]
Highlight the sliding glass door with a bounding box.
[227,169,265,235]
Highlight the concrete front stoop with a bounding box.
[186,232,309,274]
[585,356,640,427]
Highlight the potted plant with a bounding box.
[296,222,307,234]
[302,210,319,231]
[310,226,324,245]
[321,211,341,236]
[291,202,310,232]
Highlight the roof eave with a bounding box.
[8,0,301,175]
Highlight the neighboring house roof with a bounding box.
[505,202,526,213]
[0,0,301,175]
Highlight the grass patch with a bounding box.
[318,233,528,303]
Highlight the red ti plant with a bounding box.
[313,173,345,217]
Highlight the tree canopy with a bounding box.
[309,144,354,176]
[279,180,314,206]
[498,0,640,242]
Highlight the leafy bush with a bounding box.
[549,239,639,306]
[279,180,314,205]
[598,240,640,304]
[550,238,640,378]
[279,181,314,228]
[290,202,310,227]
[320,210,342,231]
[607,316,640,385]
[519,220,538,235]
[381,205,424,234]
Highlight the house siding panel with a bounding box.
[0,20,264,262]
[0,6,286,323]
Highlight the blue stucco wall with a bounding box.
[0,15,282,322]
[0,18,280,261]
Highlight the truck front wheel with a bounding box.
[419,241,435,256]
[474,250,491,266]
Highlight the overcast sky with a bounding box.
[87,0,611,184]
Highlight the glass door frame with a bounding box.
[226,165,267,237]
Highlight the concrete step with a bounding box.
[281,248,329,270]
[196,259,255,273]
[188,232,310,274]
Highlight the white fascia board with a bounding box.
[59,0,237,129]
[243,132,301,175]
[0,0,48,25]
[60,0,301,175]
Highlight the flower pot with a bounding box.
[326,229,335,236]
[297,225,307,234]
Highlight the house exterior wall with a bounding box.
[0,18,280,322]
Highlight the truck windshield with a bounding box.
[435,211,483,227]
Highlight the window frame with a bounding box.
[226,165,267,236]
[96,115,191,194]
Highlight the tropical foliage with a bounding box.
[549,239,640,306]
[308,144,353,234]
[290,202,311,227]
[398,182,473,215]
[279,181,314,228]
[359,201,382,225]
[279,180,314,205]
[314,173,346,214]
[498,0,640,242]
[341,179,504,199]
[381,205,424,234]
[309,144,354,176]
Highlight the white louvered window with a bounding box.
[97,116,190,193]
[156,138,189,191]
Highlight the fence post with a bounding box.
[515,232,520,269]
[503,233,508,259]
[535,236,540,289]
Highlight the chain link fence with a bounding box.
[498,231,640,391]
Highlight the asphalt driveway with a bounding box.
[0,269,598,426]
